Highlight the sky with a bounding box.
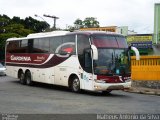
[0,0,160,33]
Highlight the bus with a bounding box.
[5,31,140,94]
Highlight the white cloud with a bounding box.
[0,0,160,33]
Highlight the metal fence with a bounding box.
[131,56,160,80]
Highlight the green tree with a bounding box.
[73,17,100,29]
[24,17,49,32]
[11,16,24,25]
[74,18,83,29]
[83,17,99,28]
[0,14,51,61]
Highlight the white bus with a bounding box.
[5,31,139,94]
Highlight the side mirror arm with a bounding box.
[130,46,140,60]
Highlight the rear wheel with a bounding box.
[25,71,33,86]
[19,72,26,85]
[71,77,80,92]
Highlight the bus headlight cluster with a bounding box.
[124,77,131,82]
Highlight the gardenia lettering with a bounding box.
[11,55,31,61]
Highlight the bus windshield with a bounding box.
[91,34,131,76]
[94,48,131,76]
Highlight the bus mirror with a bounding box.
[130,46,140,60]
[91,45,98,60]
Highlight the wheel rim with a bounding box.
[26,72,31,85]
[26,76,30,84]
[72,78,80,92]
[20,73,25,84]
[20,73,24,81]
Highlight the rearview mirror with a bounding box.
[129,46,140,60]
[91,45,98,60]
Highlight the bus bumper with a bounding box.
[93,81,132,91]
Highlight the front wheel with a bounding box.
[71,77,80,92]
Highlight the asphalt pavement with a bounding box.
[0,76,159,120]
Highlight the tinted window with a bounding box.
[77,35,90,55]
[33,39,40,53]
[39,38,49,53]
[7,41,21,53]
[91,34,128,48]
[92,35,118,48]
[20,40,28,53]
[116,36,128,48]
[50,36,63,53]
[7,40,29,53]
[60,35,76,54]
[33,38,49,53]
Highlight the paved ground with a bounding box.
[0,76,159,119]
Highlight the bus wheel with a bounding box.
[102,90,112,95]
[25,71,33,86]
[71,77,80,92]
[20,72,26,85]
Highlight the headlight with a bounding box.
[125,78,131,82]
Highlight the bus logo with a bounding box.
[10,55,31,61]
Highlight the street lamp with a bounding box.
[35,14,48,24]
[43,14,59,30]
[34,14,50,32]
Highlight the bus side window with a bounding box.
[7,41,21,53]
[33,38,49,53]
[39,38,50,53]
[50,36,63,54]
[60,35,76,55]
[33,39,40,53]
[20,40,28,53]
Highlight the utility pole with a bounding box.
[43,14,59,30]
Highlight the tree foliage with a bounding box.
[0,14,50,60]
[83,17,99,28]
[73,17,100,29]
[74,18,83,29]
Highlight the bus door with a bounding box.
[77,34,93,90]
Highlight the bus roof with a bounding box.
[7,30,123,41]
[7,31,69,41]
[67,30,123,36]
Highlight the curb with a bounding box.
[124,87,160,96]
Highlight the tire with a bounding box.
[71,77,80,92]
[25,71,33,86]
[19,72,26,85]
